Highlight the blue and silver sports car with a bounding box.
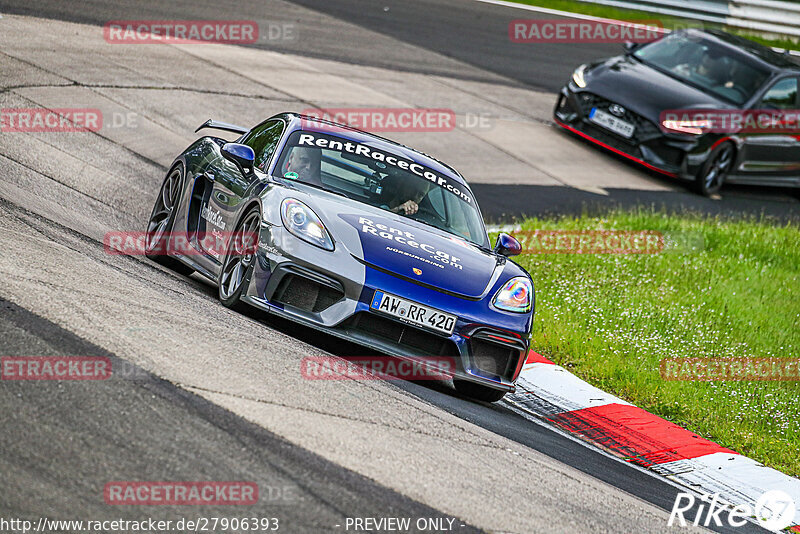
[145,113,534,402]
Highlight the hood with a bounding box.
[274,184,505,299]
[338,211,501,298]
[585,55,732,121]
[288,187,499,299]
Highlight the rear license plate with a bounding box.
[370,291,456,335]
[589,107,635,138]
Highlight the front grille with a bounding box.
[576,93,661,144]
[469,338,518,378]
[272,274,344,313]
[347,313,459,357]
[582,122,643,156]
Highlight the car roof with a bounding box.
[690,28,800,72]
[277,113,468,186]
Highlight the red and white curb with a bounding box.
[504,351,800,531]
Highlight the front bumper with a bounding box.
[554,84,709,180]
[240,224,531,393]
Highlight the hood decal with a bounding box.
[341,213,496,298]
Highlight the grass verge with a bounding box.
[505,0,800,52]
[504,210,800,476]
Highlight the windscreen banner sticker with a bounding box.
[296,132,474,204]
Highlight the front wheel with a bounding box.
[218,207,261,311]
[145,164,193,276]
[453,379,507,403]
[694,142,734,196]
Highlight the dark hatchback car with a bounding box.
[555,29,800,195]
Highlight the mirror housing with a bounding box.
[221,143,255,176]
[623,40,638,53]
[494,233,522,257]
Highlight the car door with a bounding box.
[738,76,800,183]
[199,119,285,261]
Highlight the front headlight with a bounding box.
[571,64,588,88]
[660,118,712,136]
[492,277,532,313]
[281,198,334,251]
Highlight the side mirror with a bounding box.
[494,233,522,257]
[623,41,638,53]
[221,143,255,176]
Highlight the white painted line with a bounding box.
[660,453,800,528]
[512,358,800,529]
[513,362,631,413]
[503,396,720,503]
[474,0,668,33]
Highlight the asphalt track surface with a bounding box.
[3,0,798,220]
[0,0,617,91]
[0,296,481,533]
[0,1,788,533]
[0,225,766,533]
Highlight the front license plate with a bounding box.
[370,291,456,335]
[589,107,635,138]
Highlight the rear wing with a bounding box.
[195,119,249,136]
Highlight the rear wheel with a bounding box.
[453,379,507,403]
[145,164,193,276]
[218,207,261,311]
[694,142,734,196]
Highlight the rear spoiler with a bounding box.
[195,119,249,136]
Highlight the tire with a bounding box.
[218,206,261,311]
[694,142,735,196]
[453,378,507,403]
[145,164,194,276]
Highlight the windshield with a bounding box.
[275,130,489,247]
[633,32,771,105]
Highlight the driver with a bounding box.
[284,146,322,185]
[381,173,431,216]
[696,49,731,87]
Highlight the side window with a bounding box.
[761,78,798,110]
[241,120,284,171]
